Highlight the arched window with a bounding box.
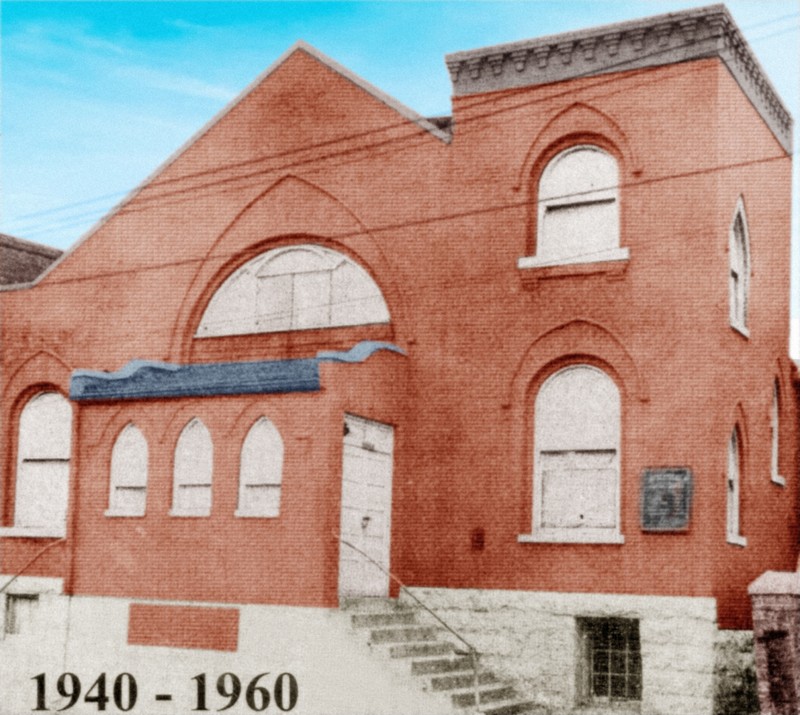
[771,382,784,485]
[729,203,750,333]
[236,418,284,518]
[15,392,72,534]
[535,146,621,265]
[196,244,390,337]
[108,424,148,516]
[531,365,622,542]
[171,418,213,517]
[727,427,746,546]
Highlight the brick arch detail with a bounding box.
[515,101,641,191]
[170,174,404,362]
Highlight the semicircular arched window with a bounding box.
[532,365,622,543]
[526,145,623,267]
[196,244,390,337]
[15,391,72,534]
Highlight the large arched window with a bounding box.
[236,418,284,518]
[196,244,390,337]
[171,418,213,517]
[727,427,746,546]
[533,146,621,266]
[530,365,622,542]
[15,392,72,534]
[729,202,750,334]
[107,424,148,517]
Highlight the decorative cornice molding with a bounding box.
[445,4,792,153]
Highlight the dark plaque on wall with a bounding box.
[640,468,693,531]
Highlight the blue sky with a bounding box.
[2,1,798,334]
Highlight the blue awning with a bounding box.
[70,341,405,401]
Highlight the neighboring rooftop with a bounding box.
[0,233,62,285]
[445,3,792,153]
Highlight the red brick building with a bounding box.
[0,5,794,714]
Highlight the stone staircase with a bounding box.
[344,597,548,715]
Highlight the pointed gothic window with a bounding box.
[236,418,284,518]
[729,202,750,334]
[107,424,148,516]
[171,418,213,517]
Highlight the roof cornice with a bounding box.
[445,4,792,153]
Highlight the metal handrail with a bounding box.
[336,532,483,713]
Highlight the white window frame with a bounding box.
[727,427,747,546]
[196,244,390,337]
[235,417,284,518]
[519,365,624,544]
[518,145,627,270]
[170,418,213,517]
[771,381,785,486]
[729,199,750,336]
[4,392,72,538]
[106,424,149,517]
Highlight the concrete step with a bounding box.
[431,671,498,692]
[481,699,547,715]
[410,655,474,675]
[370,625,439,644]
[389,641,455,658]
[451,684,516,708]
[340,597,411,613]
[351,611,418,628]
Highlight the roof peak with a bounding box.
[445,3,791,153]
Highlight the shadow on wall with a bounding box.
[714,632,758,715]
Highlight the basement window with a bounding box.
[4,594,39,636]
[578,618,642,705]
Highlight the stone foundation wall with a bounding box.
[400,587,718,715]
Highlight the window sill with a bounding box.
[104,510,146,518]
[772,475,786,487]
[730,322,750,339]
[168,510,210,518]
[0,527,65,539]
[234,510,279,519]
[727,534,748,547]
[517,248,629,289]
[518,532,625,545]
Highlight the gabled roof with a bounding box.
[3,41,451,291]
[0,233,63,286]
[445,4,792,153]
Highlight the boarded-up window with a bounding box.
[15,392,72,533]
[729,204,750,332]
[537,146,619,264]
[172,419,213,517]
[196,245,390,337]
[534,366,620,539]
[237,418,284,518]
[108,424,148,516]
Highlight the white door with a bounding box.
[338,415,394,599]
